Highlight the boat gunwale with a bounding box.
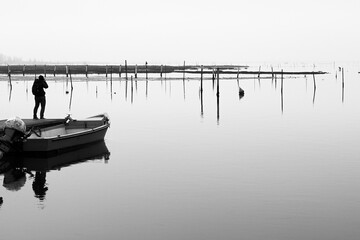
[27,122,109,141]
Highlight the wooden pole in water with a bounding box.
[237,67,239,80]
[119,65,121,78]
[135,64,138,78]
[200,65,203,92]
[53,65,56,77]
[110,66,113,82]
[160,65,163,78]
[110,66,113,93]
[44,65,47,77]
[281,69,284,113]
[281,69,284,93]
[216,68,220,97]
[7,65,12,87]
[183,61,186,81]
[216,68,220,122]
[212,68,215,90]
[85,65,88,78]
[258,66,261,78]
[106,65,108,78]
[342,67,345,102]
[125,60,128,80]
[35,65,37,78]
[145,61,148,79]
[7,65,11,77]
[66,65,69,77]
[69,67,73,90]
[312,72,316,90]
[23,65,26,76]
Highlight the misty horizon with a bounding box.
[1,0,360,65]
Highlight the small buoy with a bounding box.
[239,87,245,95]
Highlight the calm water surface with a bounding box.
[1,63,360,240]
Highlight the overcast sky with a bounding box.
[1,0,359,64]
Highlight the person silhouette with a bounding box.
[32,75,48,119]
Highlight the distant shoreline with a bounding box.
[0,64,327,77]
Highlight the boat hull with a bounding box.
[21,124,109,153]
[1,114,110,155]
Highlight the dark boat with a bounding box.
[0,114,110,159]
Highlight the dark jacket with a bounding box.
[32,79,48,97]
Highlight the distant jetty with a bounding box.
[0,64,327,78]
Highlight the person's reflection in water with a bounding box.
[32,171,48,201]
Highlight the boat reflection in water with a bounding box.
[1,140,110,201]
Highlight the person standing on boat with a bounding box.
[32,75,48,119]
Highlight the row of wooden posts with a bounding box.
[3,62,330,94]
[3,62,327,79]
[5,61,157,79]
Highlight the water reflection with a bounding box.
[0,141,110,203]
[8,84,12,102]
[312,74,316,105]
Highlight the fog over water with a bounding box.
[1,0,360,63]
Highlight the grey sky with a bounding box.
[1,0,359,64]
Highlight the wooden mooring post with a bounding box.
[216,68,220,122]
[23,65,26,76]
[216,68,220,97]
[106,65,108,78]
[212,68,215,90]
[258,66,261,78]
[110,66,113,92]
[54,65,56,76]
[160,65,163,78]
[342,67,345,102]
[119,65,121,78]
[69,68,74,90]
[66,65,69,78]
[281,69,284,94]
[135,64,138,78]
[85,65,88,78]
[7,65,11,77]
[313,72,316,90]
[200,65,203,92]
[183,61,186,81]
[44,65,47,77]
[145,61,148,79]
[8,65,12,88]
[125,60,128,80]
[281,70,284,113]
